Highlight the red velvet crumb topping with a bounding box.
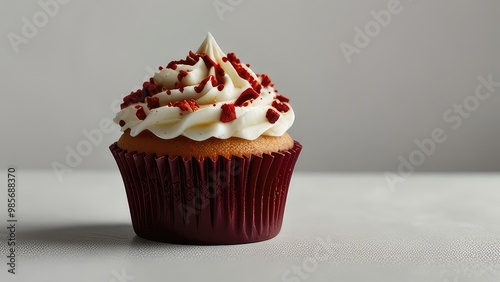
[226,53,240,64]
[276,95,290,103]
[178,70,189,81]
[168,99,200,112]
[226,52,262,93]
[214,64,225,82]
[235,88,259,107]
[144,81,162,95]
[220,103,236,123]
[120,81,163,109]
[266,109,280,124]
[272,100,290,113]
[195,75,218,93]
[135,106,146,120]
[146,97,160,109]
[167,51,200,69]
[202,55,217,69]
[260,74,272,87]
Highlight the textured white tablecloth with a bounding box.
[1,170,499,282]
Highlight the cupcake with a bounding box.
[110,33,302,244]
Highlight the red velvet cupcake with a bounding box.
[110,33,301,244]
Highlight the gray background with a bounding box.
[1,0,499,174]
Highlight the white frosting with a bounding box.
[114,33,294,141]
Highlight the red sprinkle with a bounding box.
[120,81,163,110]
[217,84,224,91]
[166,51,201,69]
[214,64,225,82]
[166,90,171,95]
[276,94,290,103]
[195,77,209,93]
[121,95,135,109]
[202,55,217,68]
[186,54,197,65]
[195,75,217,93]
[119,120,125,127]
[178,70,188,81]
[251,80,262,93]
[227,53,240,64]
[236,67,250,80]
[260,74,272,87]
[235,88,259,107]
[211,77,218,87]
[266,109,280,124]
[143,82,162,96]
[146,97,160,109]
[272,100,290,113]
[220,104,236,123]
[227,52,262,92]
[121,88,143,109]
[135,106,147,120]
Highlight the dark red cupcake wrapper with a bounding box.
[109,141,302,245]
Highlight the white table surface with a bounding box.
[1,170,500,282]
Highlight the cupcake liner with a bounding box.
[110,141,302,245]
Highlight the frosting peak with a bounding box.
[196,32,224,59]
[114,33,294,141]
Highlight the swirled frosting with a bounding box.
[114,33,294,141]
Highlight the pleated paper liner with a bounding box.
[109,141,302,245]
